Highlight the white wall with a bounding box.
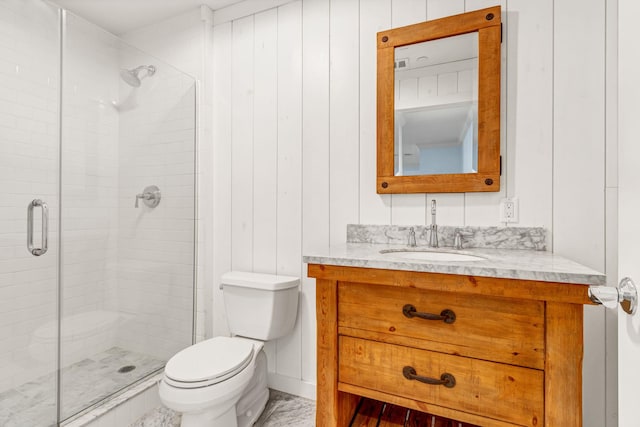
[210,0,616,422]
[121,0,616,423]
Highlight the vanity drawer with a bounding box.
[338,282,545,369]
[339,336,544,427]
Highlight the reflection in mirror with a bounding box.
[394,33,478,176]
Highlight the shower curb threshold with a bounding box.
[62,372,162,427]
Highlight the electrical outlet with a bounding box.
[500,197,519,223]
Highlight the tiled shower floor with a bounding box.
[0,347,164,427]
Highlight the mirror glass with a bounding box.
[394,33,478,176]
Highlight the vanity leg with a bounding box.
[545,302,583,427]
[316,278,358,426]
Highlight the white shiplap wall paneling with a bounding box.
[392,194,428,225]
[504,0,553,228]
[390,0,427,50]
[231,15,255,273]
[275,0,303,381]
[212,22,232,337]
[464,0,503,12]
[301,0,330,385]
[329,0,360,246]
[213,0,295,26]
[252,9,279,373]
[252,9,279,275]
[427,0,464,19]
[359,0,392,225]
[209,1,611,417]
[553,0,606,425]
[553,0,606,275]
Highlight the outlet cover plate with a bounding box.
[500,197,519,223]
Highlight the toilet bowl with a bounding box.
[159,336,268,427]
[159,271,299,427]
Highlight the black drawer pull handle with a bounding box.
[403,366,456,388]
[402,304,456,324]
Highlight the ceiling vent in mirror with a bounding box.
[395,58,409,69]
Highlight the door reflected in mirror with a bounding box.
[394,33,478,176]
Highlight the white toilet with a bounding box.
[159,271,299,427]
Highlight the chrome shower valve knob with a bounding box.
[135,185,161,208]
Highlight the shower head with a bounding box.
[120,65,156,87]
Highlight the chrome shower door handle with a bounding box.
[27,199,48,256]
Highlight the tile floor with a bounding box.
[131,389,316,427]
[0,347,164,427]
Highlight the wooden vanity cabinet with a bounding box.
[308,264,593,427]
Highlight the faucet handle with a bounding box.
[453,228,474,250]
[453,231,463,250]
[408,227,417,247]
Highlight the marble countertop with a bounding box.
[303,243,606,286]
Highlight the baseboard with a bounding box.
[267,372,316,401]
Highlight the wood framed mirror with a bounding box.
[377,6,501,194]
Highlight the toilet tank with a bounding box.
[221,271,299,341]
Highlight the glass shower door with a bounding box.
[0,1,60,426]
[0,2,196,424]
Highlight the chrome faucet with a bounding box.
[408,227,417,247]
[428,200,438,248]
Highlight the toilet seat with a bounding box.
[164,337,254,389]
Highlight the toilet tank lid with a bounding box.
[221,271,299,291]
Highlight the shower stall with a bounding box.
[0,0,196,425]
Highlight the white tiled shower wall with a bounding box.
[115,57,196,360]
[0,0,60,392]
[61,12,196,366]
[60,12,121,367]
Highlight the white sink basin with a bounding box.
[379,249,486,262]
